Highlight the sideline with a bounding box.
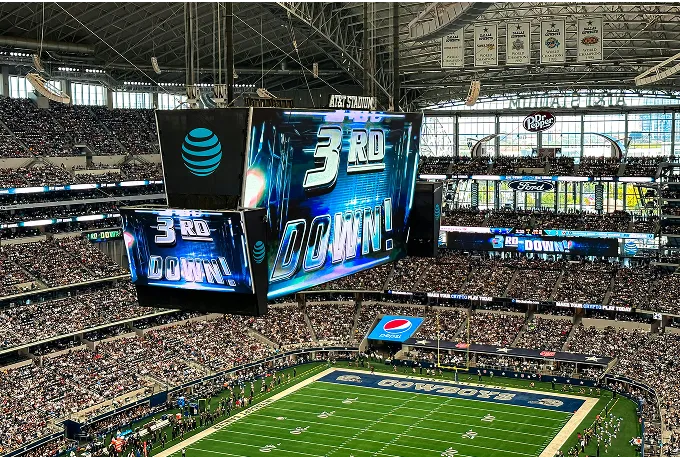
[153,366,334,457]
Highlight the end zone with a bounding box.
[326,368,598,457]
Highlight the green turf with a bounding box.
[93,361,639,457]
[183,375,574,457]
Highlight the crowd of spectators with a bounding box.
[418,156,452,174]
[0,99,159,157]
[91,108,157,155]
[246,305,313,348]
[312,262,393,291]
[3,295,680,455]
[549,157,575,175]
[462,257,513,297]
[0,283,155,351]
[442,208,639,232]
[467,312,525,346]
[577,157,621,177]
[491,156,546,174]
[2,237,125,287]
[624,157,665,177]
[505,257,564,301]
[49,103,123,155]
[413,307,467,341]
[306,303,357,345]
[554,261,616,304]
[386,257,432,291]
[416,251,471,294]
[0,98,74,156]
[514,316,573,352]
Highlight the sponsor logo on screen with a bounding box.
[368,315,423,342]
[383,318,413,334]
[523,111,556,132]
[508,180,554,192]
[181,128,222,177]
[253,240,266,264]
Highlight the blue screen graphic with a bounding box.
[446,232,618,256]
[244,110,422,299]
[121,208,253,294]
[368,315,424,342]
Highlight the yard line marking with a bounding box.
[325,394,416,457]
[375,397,453,456]
[260,405,548,438]
[242,414,546,451]
[193,443,319,457]
[275,396,562,429]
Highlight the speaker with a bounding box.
[407,181,443,257]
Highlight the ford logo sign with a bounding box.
[508,180,554,192]
[523,111,556,132]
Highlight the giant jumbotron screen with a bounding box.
[123,108,422,314]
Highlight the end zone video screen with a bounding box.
[121,208,253,294]
[243,109,422,299]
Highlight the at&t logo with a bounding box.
[253,241,266,264]
[182,128,222,176]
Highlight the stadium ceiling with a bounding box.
[0,2,679,109]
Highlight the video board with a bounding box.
[121,207,268,315]
[443,231,619,256]
[243,109,422,298]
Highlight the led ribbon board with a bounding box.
[368,315,424,343]
[243,109,422,299]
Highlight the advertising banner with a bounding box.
[506,22,531,65]
[474,24,498,67]
[368,315,424,342]
[243,109,421,299]
[441,28,465,68]
[577,17,603,62]
[445,232,619,256]
[540,19,566,63]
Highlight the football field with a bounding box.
[164,368,596,457]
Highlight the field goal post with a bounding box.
[435,306,472,380]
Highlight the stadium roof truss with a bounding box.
[0,2,679,108]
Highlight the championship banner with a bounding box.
[506,22,531,65]
[243,109,421,299]
[441,28,465,68]
[540,19,566,63]
[577,17,603,62]
[474,24,498,67]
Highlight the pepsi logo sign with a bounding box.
[539,351,556,357]
[508,180,554,192]
[383,318,413,334]
[523,111,556,132]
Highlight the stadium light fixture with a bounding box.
[635,52,680,86]
[151,56,161,75]
[26,72,70,104]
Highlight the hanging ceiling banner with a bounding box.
[577,17,603,62]
[506,22,531,65]
[474,23,498,67]
[540,19,566,64]
[441,28,465,68]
